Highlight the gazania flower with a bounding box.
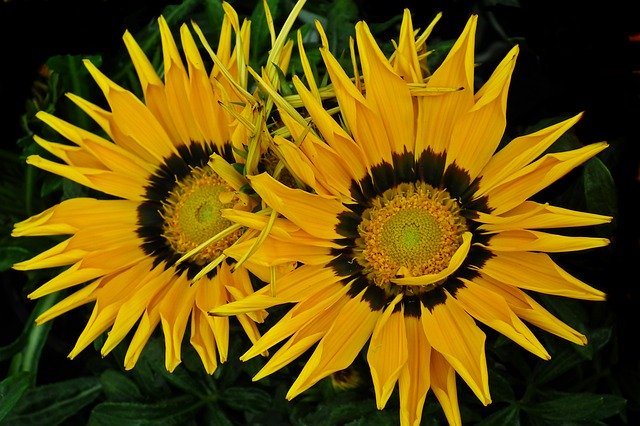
[11,3,300,374]
[212,10,612,425]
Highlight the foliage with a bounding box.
[1,0,635,425]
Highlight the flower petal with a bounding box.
[421,293,491,405]
[479,251,606,300]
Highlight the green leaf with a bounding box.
[299,399,381,425]
[583,158,617,221]
[220,387,272,415]
[99,370,143,402]
[0,372,32,421]
[523,392,626,422]
[201,405,234,426]
[477,405,521,426]
[531,346,585,385]
[0,246,30,272]
[4,377,102,426]
[88,395,203,426]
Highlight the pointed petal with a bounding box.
[421,294,491,405]
[249,172,346,240]
[478,275,588,345]
[457,278,550,359]
[35,281,100,324]
[476,200,613,232]
[417,16,477,155]
[291,76,368,180]
[101,265,169,356]
[479,251,606,300]
[159,272,198,372]
[477,113,583,197]
[241,283,349,360]
[356,20,414,155]
[286,289,380,399]
[484,229,609,253]
[83,60,178,160]
[158,17,204,144]
[430,351,462,426]
[485,142,608,215]
[320,46,393,166]
[247,286,351,379]
[446,46,518,179]
[367,295,407,409]
[398,316,432,426]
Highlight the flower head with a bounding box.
[11,2,299,374]
[212,10,611,425]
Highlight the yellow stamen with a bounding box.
[161,166,246,266]
[355,182,467,295]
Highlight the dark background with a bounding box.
[1,0,639,422]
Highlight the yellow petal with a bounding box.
[398,316,432,426]
[392,10,424,84]
[159,17,204,144]
[250,291,349,383]
[190,307,219,374]
[356,20,414,155]
[159,272,198,372]
[225,235,334,266]
[476,200,612,232]
[479,251,606,300]
[421,293,491,405]
[101,265,169,356]
[249,172,346,240]
[320,46,393,166]
[182,24,230,146]
[485,142,608,215]
[446,46,518,180]
[243,283,350,364]
[416,15,476,155]
[367,295,406,409]
[478,275,588,345]
[430,351,462,426]
[83,59,179,160]
[457,278,550,359]
[286,288,380,399]
[35,281,100,324]
[291,76,368,180]
[477,113,583,197]
[211,264,341,315]
[484,229,609,252]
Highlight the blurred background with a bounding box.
[1,0,639,424]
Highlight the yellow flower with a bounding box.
[11,2,300,374]
[212,10,612,425]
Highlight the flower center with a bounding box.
[161,167,243,265]
[355,182,467,294]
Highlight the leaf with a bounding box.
[523,392,626,422]
[219,387,272,415]
[299,399,382,425]
[0,372,32,421]
[0,246,31,272]
[99,370,143,402]
[477,405,521,426]
[530,346,585,386]
[4,377,102,426]
[88,395,203,426]
[583,158,617,227]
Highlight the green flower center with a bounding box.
[355,182,467,293]
[162,167,243,265]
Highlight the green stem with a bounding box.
[10,293,61,379]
